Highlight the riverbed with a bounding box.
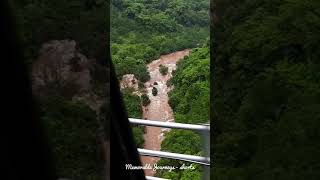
[140,49,190,176]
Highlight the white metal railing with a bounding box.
[128,118,210,180]
[145,176,169,180]
[138,148,210,165]
[129,118,210,132]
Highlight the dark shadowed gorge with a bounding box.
[12,1,108,179]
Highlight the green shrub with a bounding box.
[122,88,142,118]
[138,81,145,89]
[159,64,168,75]
[141,94,151,106]
[166,79,173,87]
[135,66,150,82]
[132,126,144,147]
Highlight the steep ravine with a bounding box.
[140,49,190,176]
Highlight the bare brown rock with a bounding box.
[31,40,107,115]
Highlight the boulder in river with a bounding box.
[152,87,158,96]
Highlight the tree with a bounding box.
[156,130,203,179]
[141,93,151,106]
[121,88,145,148]
[159,64,169,75]
[157,47,210,179]
[132,126,144,147]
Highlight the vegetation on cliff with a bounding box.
[157,47,210,179]
[212,0,320,179]
[111,0,209,82]
[13,1,108,179]
[122,88,145,147]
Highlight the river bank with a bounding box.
[140,49,190,176]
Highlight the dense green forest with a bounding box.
[111,0,209,82]
[13,0,107,63]
[212,0,320,179]
[168,48,210,124]
[111,0,210,155]
[111,0,210,179]
[157,47,210,179]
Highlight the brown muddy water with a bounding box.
[141,49,190,176]
[119,49,190,176]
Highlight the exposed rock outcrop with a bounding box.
[120,74,138,90]
[32,40,107,116]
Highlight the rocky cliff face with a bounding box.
[32,40,107,116]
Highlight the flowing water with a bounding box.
[140,49,190,176]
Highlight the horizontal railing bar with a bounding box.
[145,176,169,180]
[138,148,210,166]
[129,118,210,132]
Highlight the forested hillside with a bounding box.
[111,0,209,82]
[213,0,320,179]
[157,47,210,179]
[111,0,210,153]
[13,0,107,63]
[168,48,210,124]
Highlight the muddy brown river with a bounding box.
[140,49,190,176]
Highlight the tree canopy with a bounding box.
[157,47,210,179]
[111,0,209,82]
[212,0,320,179]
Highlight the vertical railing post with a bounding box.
[202,130,210,180]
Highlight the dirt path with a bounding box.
[141,49,190,176]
